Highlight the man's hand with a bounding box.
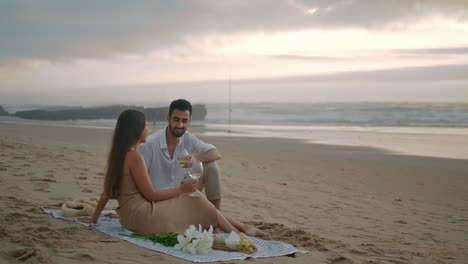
[176,155,194,168]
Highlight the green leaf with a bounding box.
[119,232,179,247]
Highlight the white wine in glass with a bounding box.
[187,160,203,197]
[176,149,189,166]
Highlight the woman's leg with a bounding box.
[217,211,268,237]
[216,211,240,233]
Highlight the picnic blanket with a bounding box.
[43,209,307,263]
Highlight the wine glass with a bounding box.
[176,149,189,167]
[187,160,203,197]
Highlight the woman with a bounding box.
[78,109,266,237]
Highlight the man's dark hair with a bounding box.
[169,99,192,116]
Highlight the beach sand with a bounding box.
[1,123,467,263]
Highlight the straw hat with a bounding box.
[61,198,97,217]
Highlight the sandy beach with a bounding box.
[1,122,467,264]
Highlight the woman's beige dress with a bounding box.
[116,174,218,235]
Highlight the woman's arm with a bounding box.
[128,151,196,201]
[77,192,109,223]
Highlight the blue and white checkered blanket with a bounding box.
[44,209,307,263]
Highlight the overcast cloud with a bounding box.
[1,1,468,104]
[1,0,468,62]
[393,47,468,55]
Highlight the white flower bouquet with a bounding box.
[122,224,257,255]
[174,225,214,254]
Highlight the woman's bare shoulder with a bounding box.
[125,150,144,166]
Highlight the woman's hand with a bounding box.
[179,180,198,193]
[77,217,96,224]
[104,213,119,218]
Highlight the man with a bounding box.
[138,99,223,209]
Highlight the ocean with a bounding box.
[2,102,468,159]
[204,102,468,128]
[2,102,468,129]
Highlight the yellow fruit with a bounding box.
[235,238,255,252]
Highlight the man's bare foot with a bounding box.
[244,225,268,237]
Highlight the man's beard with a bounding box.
[168,124,186,137]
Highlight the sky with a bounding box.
[1,0,468,106]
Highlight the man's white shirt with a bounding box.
[137,129,215,190]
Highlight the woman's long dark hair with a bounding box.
[104,109,146,199]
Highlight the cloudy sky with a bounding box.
[1,0,468,105]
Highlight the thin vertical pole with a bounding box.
[228,59,232,133]
[227,33,232,134]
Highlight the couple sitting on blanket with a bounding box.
[78,99,266,237]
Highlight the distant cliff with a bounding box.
[0,106,9,116]
[142,104,207,122]
[13,104,207,122]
